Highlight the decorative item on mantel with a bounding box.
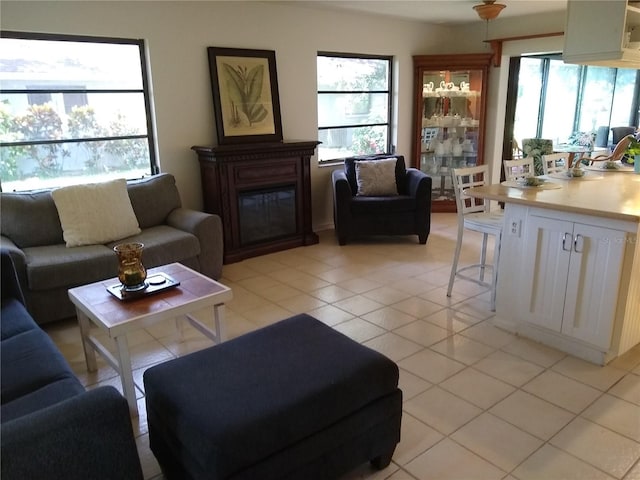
[207,46,283,145]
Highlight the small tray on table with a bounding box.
[107,272,180,301]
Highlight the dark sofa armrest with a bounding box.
[332,169,354,245]
[332,169,354,204]
[1,250,25,306]
[0,242,27,305]
[1,386,143,480]
[406,168,432,199]
[166,207,223,280]
[406,168,432,244]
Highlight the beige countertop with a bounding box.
[467,171,640,222]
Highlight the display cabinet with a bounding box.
[412,54,492,212]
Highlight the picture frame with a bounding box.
[207,47,283,145]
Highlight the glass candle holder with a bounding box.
[113,242,147,289]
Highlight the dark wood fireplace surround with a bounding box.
[193,141,320,264]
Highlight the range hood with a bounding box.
[563,0,640,69]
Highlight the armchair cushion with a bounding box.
[345,155,407,195]
[355,158,399,196]
[351,196,416,214]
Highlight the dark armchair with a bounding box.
[331,154,432,245]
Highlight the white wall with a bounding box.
[1,1,565,230]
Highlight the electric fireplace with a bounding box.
[238,186,296,245]
[193,141,319,264]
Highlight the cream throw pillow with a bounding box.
[52,178,141,247]
[355,158,398,196]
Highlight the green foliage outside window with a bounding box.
[14,103,68,177]
[352,124,387,155]
[1,105,148,182]
[67,106,106,171]
[0,102,21,181]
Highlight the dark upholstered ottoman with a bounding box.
[143,313,402,480]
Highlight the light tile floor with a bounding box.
[46,213,640,480]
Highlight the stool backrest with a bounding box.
[541,153,569,175]
[503,158,535,182]
[451,165,490,217]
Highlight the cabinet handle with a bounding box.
[574,234,583,253]
[562,232,572,251]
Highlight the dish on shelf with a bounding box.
[435,90,479,98]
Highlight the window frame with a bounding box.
[513,53,639,140]
[0,30,158,191]
[317,51,393,164]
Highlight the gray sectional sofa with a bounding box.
[0,173,223,325]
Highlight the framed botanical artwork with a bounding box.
[207,47,283,144]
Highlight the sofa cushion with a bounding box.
[0,300,39,340]
[345,155,407,196]
[1,329,82,405]
[351,195,417,214]
[355,158,399,196]
[106,225,200,269]
[127,174,182,229]
[52,178,141,247]
[0,191,64,248]
[23,244,116,291]
[0,378,85,423]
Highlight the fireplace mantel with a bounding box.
[193,140,320,264]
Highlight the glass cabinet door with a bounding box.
[412,54,492,212]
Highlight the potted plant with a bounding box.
[622,134,640,165]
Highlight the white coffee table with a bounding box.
[68,262,233,415]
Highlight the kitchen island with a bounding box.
[468,173,640,365]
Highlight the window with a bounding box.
[317,53,392,162]
[511,54,639,147]
[0,31,157,192]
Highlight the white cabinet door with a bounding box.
[562,223,625,349]
[521,215,572,331]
